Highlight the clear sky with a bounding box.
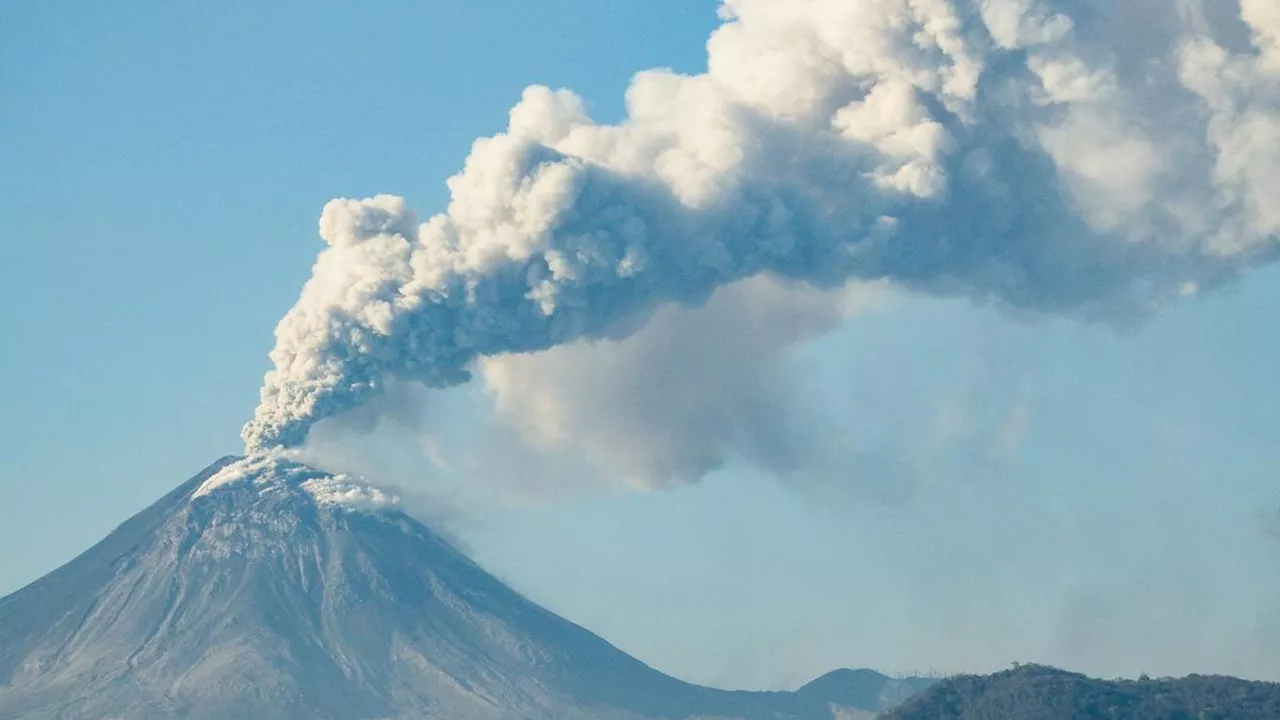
[3,0,1280,692]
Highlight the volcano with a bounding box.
[0,457,930,719]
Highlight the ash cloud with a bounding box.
[479,277,881,489]
[244,0,1280,454]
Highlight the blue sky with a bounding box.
[3,0,1280,692]
[0,0,715,586]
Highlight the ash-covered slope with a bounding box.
[0,457,915,720]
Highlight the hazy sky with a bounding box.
[3,0,1280,692]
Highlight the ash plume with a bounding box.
[244,0,1280,453]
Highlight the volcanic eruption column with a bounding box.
[243,0,1280,453]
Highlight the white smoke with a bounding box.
[244,0,1279,453]
[194,453,400,511]
[479,277,882,489]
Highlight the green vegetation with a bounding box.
[883,664,1280,720]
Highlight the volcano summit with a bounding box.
[0,457,929,719]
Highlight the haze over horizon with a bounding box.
[3,0,1280,695]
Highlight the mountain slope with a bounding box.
[797,669,935,717]
[0,456,920,720]
[883,665,1280,720]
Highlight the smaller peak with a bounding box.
[193,452,400,512]
[798,668,938,713]
[801,668,888,688]
[798,668,891,696]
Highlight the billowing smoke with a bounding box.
[244,0,1279,453]
[478,277,882,489]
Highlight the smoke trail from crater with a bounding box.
[243,0,1280,452]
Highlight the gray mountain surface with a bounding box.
[0,457,929,719]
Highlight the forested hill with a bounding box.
[883,664,1280,720]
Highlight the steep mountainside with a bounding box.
[0,456,925,720]
[884,664,1280,720]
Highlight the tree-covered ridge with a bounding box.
[883,664,1280,720]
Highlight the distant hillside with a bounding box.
[795,669,935,715]
[883,664,1280,720]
